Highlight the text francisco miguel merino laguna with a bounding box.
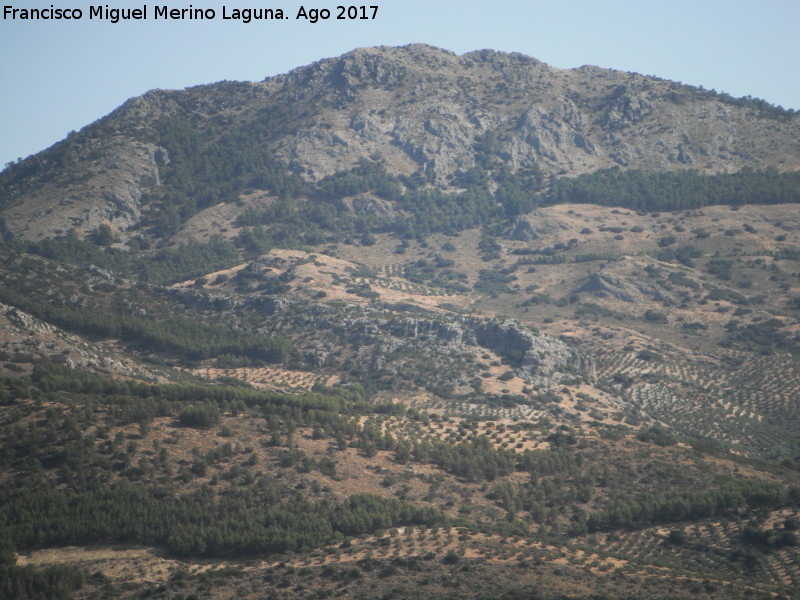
[1,4,330,22]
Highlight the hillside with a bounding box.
[1,45,800,600]
[2,44,800,242]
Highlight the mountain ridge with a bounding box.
[2,43,799,242]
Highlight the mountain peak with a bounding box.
[2,45,799,241]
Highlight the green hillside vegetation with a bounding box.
[0,273,289,365]
[544,167,800,212]
[18,232,241,286]
[2,349,799,599]
[172,158,800,248]
[3,51,800,598]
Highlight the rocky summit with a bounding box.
[2,44,800,241]
[1,45,800,600]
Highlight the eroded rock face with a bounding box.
[267,45,800,182]
[342,196,398,219]
[577,273,677,305]
[159,283,593,389]
[5,44,800,240]
[3,304,57,336]
[251,299,595,387]
[2,138,165,240]
[475,319,594,385]
[503,218,538,241]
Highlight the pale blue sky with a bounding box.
[1,0,798,168]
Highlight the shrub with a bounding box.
[658,236,676,247]
[643,310,668,324]
[637,349,661,361]
[179,402,221,428]
[442,549,460,564]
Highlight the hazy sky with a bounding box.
[1,0,798,168]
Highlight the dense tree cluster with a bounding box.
[543,167,800,212]
[0,364,444,560]
[234,158,516,245]
[724,318,800,354]
[19,232,240,286]
[0,562,86,600]
[0,280,290,365]
[1,480,442,558]
[585,479,799,532]
[412,436,518,482]
[146,110,308,238]
[229,155,800,249]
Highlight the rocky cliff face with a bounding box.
[3,44,799,240]
[264,45,800,183]
[577,272,677,306]
[167,280,594,388]
[227,295,596,388]
[475,319,595,384]
[1,138,165,240]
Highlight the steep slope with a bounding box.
[2,44,799,241]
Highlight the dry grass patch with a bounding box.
[17,545,185,585]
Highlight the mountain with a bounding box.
[2,45,800,600]
[1,44,799,242]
